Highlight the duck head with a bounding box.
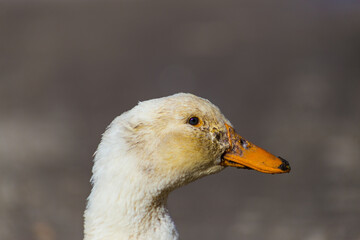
[85,93,291,240]
[112,93,290,190]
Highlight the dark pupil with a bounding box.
[189,117,199,125]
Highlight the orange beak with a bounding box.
[221,124,291,174]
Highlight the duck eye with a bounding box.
[188,117,199,126]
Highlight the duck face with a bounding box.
[130,94,290,188]
[152,102,230,184]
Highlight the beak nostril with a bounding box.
[239,138,249,149]
[278,156,291,171]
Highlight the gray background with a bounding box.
[1,1,360,240]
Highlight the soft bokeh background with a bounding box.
[1,1,360,240]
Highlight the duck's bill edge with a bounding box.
[221,152,290,174]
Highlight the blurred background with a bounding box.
[1,0,360,240]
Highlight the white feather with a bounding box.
[84,93,231,240]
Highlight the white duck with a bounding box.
[83,93,290,240]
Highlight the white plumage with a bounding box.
[83,93,290,240]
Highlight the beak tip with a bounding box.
[278,156,291,172]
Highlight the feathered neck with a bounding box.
[83,118,179,240]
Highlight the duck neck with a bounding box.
[84,151,178,240]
